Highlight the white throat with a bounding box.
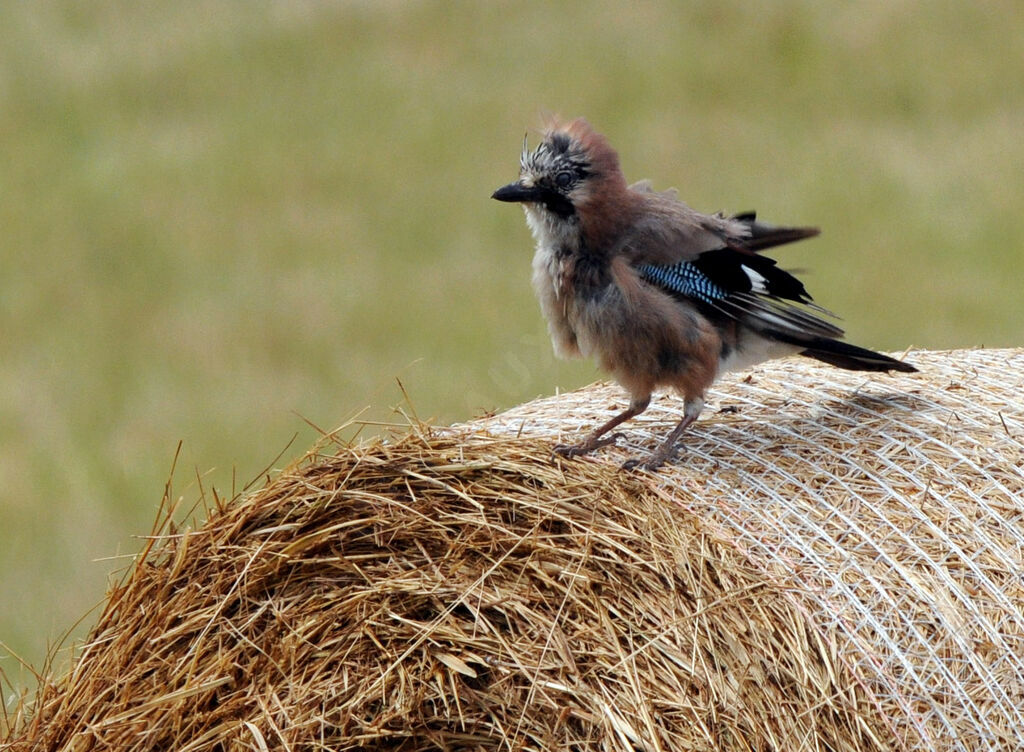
[523,204,581,254]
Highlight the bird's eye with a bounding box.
[554,171,574,189]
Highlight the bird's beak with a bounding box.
[491,181,541,203]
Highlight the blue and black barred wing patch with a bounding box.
[638,261,728,305]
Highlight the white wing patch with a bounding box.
[741,265,769,294]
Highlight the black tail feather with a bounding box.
[732,211,820,252]
[798,337,917,373]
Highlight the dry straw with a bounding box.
[3,348,1022,751]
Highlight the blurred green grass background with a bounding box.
[2,0,1021,695]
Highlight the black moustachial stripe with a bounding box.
[541,190,575,218]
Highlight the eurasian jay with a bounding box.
[492,117,915,471]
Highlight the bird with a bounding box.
[491,117,916,471]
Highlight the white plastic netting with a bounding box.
[475,348,1024,751]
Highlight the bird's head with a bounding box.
[492,118,628,227]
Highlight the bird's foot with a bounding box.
[553,432,624,460]
[621,443,680,473]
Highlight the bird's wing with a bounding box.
[638,252,921,372]
[620,188,837,337]
[637,246,844,340]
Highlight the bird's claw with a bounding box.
[621,456,668,472]
[553,432,624,460]
[621,443,680,473]
[552,444,584,459]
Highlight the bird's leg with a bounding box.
[623,397,704,472]
[553,397,650,460]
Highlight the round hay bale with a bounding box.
[4,348,1023,751]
